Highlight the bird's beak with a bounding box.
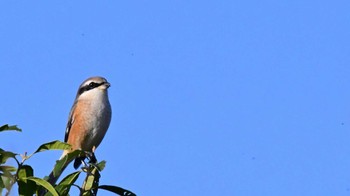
[104,82,111,88]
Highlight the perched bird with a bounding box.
[47,76,112,186]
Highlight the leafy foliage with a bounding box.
[0,124,136,196]
[0,124,22,132]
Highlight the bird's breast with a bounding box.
[77,94,111,151]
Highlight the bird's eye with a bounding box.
[89,82,96,87]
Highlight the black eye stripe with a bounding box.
[88,82,98,88]
[77,82,105,95]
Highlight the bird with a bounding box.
[47,76,112,186]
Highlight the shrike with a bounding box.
[48,76,112,185]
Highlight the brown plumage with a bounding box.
[44,76,112,190]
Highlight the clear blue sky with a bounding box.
[1,1,350,195]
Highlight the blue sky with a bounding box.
[1,1,350,195]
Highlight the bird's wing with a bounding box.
[64,100,77,142]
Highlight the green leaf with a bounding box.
[17,165,34,179]
[0,175,4,193]
[81,166,101,195]
[58,171,81,186]
[51,150,82,178]
[82,190,93,196]
[92,160,106,171]
[83,172,95,191]
[0,149,18,164]
[0,174,14,191]
[55,171,81,195]
[18,165,36,196]
[0,165,17,173]
[34,140,71,154]
[98,185,137,196]
[24,177,59,196]
[0,124,22,132]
